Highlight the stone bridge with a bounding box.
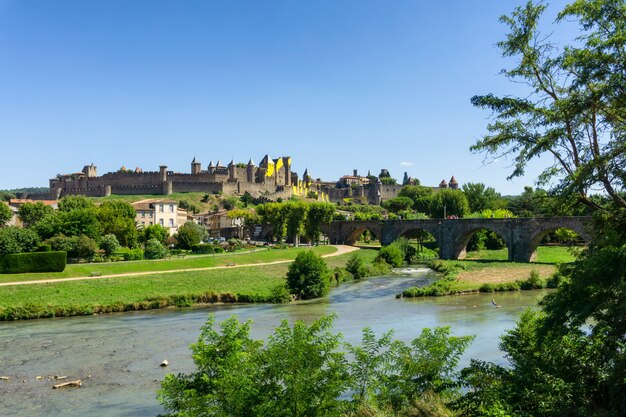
[321,217,593,262]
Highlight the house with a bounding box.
[195,210,243,236]
[131,199,187,235]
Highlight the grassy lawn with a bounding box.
[463,245,579,263]
[0,247,369,320]
[0,246,337,284]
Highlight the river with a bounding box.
[0,268,548,417]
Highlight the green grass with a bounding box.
[0,248,370,320]
[463,245,578,264]
[0,246,337,284]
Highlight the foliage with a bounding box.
[144,238,167,259]
[398,185,435,214]
[430,189,470,218]
[0,251,66,274]
[286,250,331,299]
[17,202,53,227]
[97,201,138,248]
[377,244,404,268]
[191,243,214,254]
[470,0,626,210]
[158,315,473,417]
[461,182,504,212]
[57,195,95,212]
[0,227,41,255]
[46,234,97,260]
[140,224,169,244]
[383,197,414,213]
[305,202,335,243]
[346,253,369,279]
[175,222,208,250]
[379,177,397,185]
[99,233,120,257]
[0,203,11,226]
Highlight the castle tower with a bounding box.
[228,159,237,182]
[159,165,168,183]
[191,157,201,175]
[82,163,97,178]
[375,178,383,205]
[282,156,291,186]
[449,176,458,190]
[207,160,215,174]
[247,159,255,183]
[439,179,448,189]
[303,168,311,186]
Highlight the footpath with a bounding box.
[0,245,359,287]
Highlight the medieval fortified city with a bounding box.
[1,1,624,417]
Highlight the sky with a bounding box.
[0,0,576,194]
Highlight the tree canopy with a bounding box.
[470,0,626,210]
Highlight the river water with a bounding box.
[0,268,548,417]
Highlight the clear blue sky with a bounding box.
[0,0,574,194]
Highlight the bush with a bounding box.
[144,239,167,259]
[212,245,225,253]
[99,234,120,257]
[345,253,368,279]
[0,251,66,273]
[377,244,404,268]
[286,251,331,299]
[123,248,144,261]
[332,267,353,284]
[0,227,41,255]
[37,244,51,252]
[191,244,214,254]
[520,270,545,290]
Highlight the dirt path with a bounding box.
[0,245,360,287]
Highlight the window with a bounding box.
[169,204,174,213]
[159,204,164,212]
[169,219,174,227]
[159,219,164,226]
[141,211,145,218]
[141,221,145,226]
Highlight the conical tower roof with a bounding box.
[449,175,458,184]
[208,160,215,168]
[247,159,255,166]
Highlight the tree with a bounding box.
[470,0,626,210]
[456,2,626,416]
[398,185,434,214]
[140,224,169,244]
[57,195,95,212]
[304,202,335,244]
[144,238,167,259]
[345,253,369,279]
[376,243,404,267]
[285,201,308,245]
[175,222,207,250]
[97,201,138,247]
[16,202,53,227]
[99,234,120,257]
[0,202,11,226]
[0,227,40,255]
[256,202,287,242]
[383,196,414,213]
[380,177,397,185]
[430,189,470,218]
[286,250,331,299]
[462,182,503,213]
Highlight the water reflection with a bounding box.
[0,269,547,417]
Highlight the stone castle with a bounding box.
[50,155,298,200]
[48,156,459,205]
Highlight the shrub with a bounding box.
[346,253,368,279]
[213,245,225,253]
[144,239,167,260]
[377,244,404,268]
[37,244,51,252]
[268,284,291,303]
[520,270,545,290]
[191,244,214,254]
[0,227,41,255]
[286,250,331,299]
[332,267,353,284]
[0,251,66,273]
[99,233,120,257]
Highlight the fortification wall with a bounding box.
[172,182,223,194]
[110,185,163,195]
[97,172,162,187]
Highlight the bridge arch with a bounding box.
[451,226,512,260]
[525,223,591,262]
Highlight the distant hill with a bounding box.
[0,187,50,201]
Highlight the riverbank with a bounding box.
[401,246,576,298]
[0,247,372,321]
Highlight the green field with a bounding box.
[0,248,378,320]
[463,245,579,264]
[0,246,336,284]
